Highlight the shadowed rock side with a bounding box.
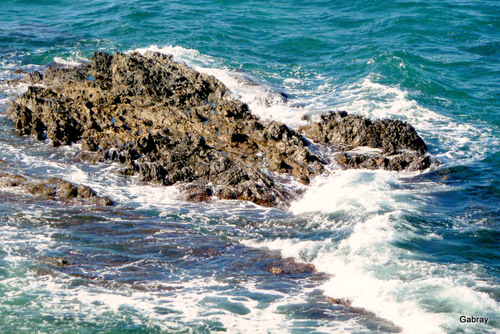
[6,51,431,206]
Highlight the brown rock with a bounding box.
[268,267,286,275]
[266,259,316,275]
[326,297,352,307]
[6,52,432,207]
[56,181,78,199]
[25,183,57,199]
[300,111,431,171]
[7,51,325,207]
[0,170,112,206]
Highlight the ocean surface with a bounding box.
[0,1,499,333]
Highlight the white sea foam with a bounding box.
[244,223,473,333]
[53,55,90,67]
[245,201,500,334]
[314,213,446,334]
[290,169,400,215]
[0,81,30,107]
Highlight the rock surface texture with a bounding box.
[299,111,431,171]
[6,51,431,206]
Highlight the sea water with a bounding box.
[0,1,498,333]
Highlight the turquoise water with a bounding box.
[0,1,499,333]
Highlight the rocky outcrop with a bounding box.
[6,51,431,207]
[6,51,325,207]
[0,172,113,206]
[299,111,431,171]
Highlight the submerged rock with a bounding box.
[266,259,316,275]
[6,51,431,206]
[325,296,352,307]
[0,172,113,206]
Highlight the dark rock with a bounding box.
[178,181,214,202]
[77,184,114,206]
[0,171,112,206]
[25,183,57,199]
[300,111,427,154]
[7,51,325,207]
[90,51,113,80]
[299,111,430,171]
[6,52,432,207]
[265,258,316,275]
[56,180,78,199]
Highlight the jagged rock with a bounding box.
[6,51,431,207]
[25,182,57,198]
[25,71,43,84]
[7,51,325,207]
[75,184,113,206]
[299,111,427,153]
[299,111,430,171]
[56,180,78,199]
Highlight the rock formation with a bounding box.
[6,51,431,207]
[0,172,113,206]
[299,111,430,171]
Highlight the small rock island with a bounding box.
[6,51,431,207]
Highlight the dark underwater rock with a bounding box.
[266,259,316,275]
[0,172,113,206]
[6,51,431,207]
